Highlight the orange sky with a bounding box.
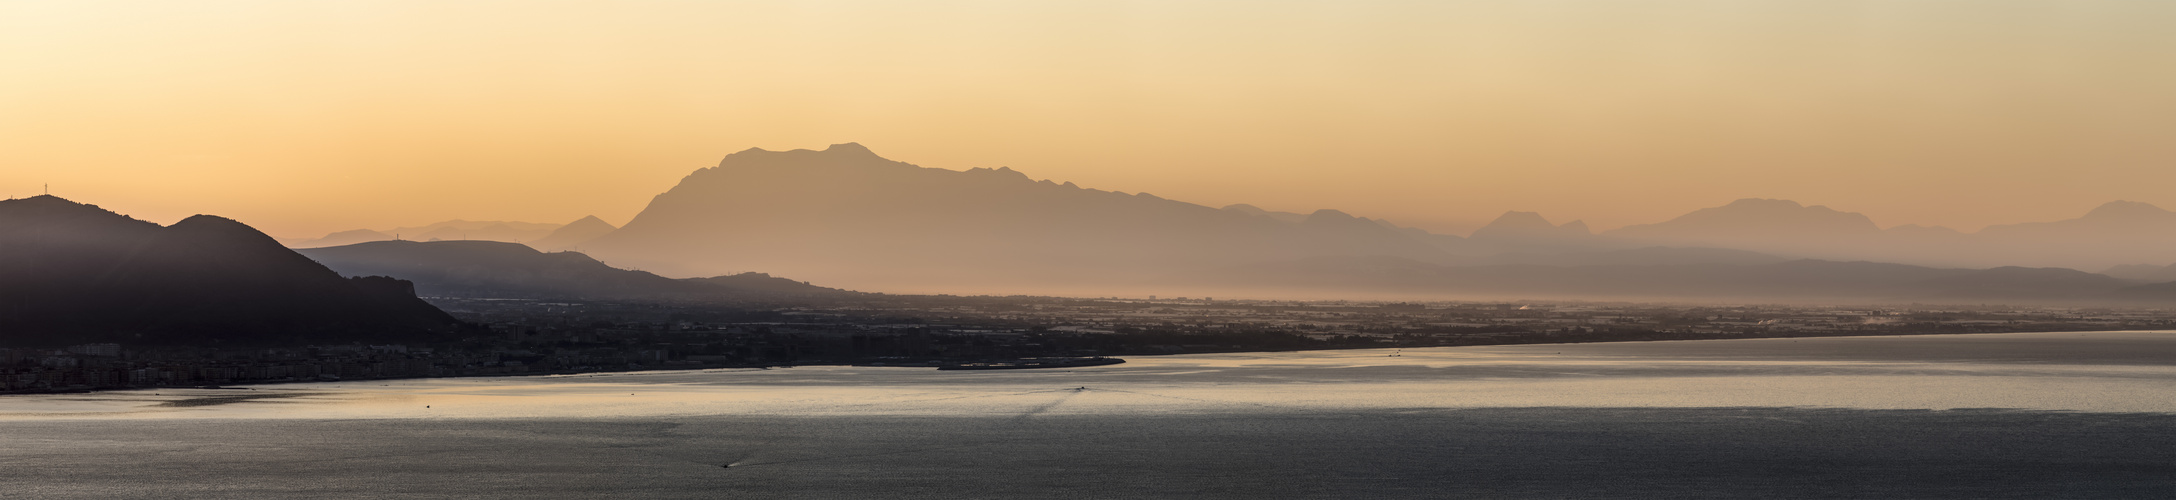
[3,1,2172,239]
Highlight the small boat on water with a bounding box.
[937,357,1125,371]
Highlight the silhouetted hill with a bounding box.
[685,272,845,295]
[299,240,848,300]
[1220,204,1307,224]
[1605,199,1886,257]
[527,215,617,251]
[1970,201,2176,269]
[288,219,562,248]
[580,143,1455,291]
[301,240,703,299]
[1480,247,1790,267]
[1463,211,1601,253]
[1586,199,2176,270]
[291,228,395,248]
[0,196,457,347]
[2103,263,2176,283]
[394,220,560,243]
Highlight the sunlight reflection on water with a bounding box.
[7,331,2175,420]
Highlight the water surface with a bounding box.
[5,331,2174,498]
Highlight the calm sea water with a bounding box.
[5,331,2175,498]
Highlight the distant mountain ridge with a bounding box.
[1194,256,2169,304]
[556,143,2176,297]
[579,143,1455,292]
[289,219,566,248]
[261,144,2176,301]
[0,196,458,346]
[299,240,844,300]
[1587,198,2176,270]
[527,215,617,252]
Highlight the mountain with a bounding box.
[1589,199,2176,271]
[527,215,617,251]
[1479,246,1789,267]
[298,240,847,300]
[288,220,563,249]
[687,272,844,296]
[1195,256,2155,303]
[290,228,396,248]
[406,221,556,243]
[1463,211,1601,254]
[1605,199,1887,258]
[1220,204,1308,224]
[2103,263,2176,283]
[301,240,705,299]
[1970,201,2176,269]
[579,143,1455,292]
[0,196,458,346]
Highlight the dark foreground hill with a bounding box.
[298,240,846,300]
[0,196,458,347]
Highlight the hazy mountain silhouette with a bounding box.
[273,143,2176,300]
[0,196,458,346]
[299,240,843,300]
[527,215,617,251]
[1221,204,1309,224]
[1970,201,2176,269]
[1197,255,2157,303]
[686,272,843,296]
[1589,198,2176,271]
[289,228,397,248]
[579,143,1455,292]
[290,219,562,248]
[2103,263,2176,283]
[1604,199,1886,256]
[1463,211,1602,254]
[1478,246,1789,267]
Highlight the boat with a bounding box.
[937,357,1125,371]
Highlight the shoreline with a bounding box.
[8,325,2166,397]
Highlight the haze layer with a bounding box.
[4,1,2172,237]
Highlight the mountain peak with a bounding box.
[1722,198,1806,210]
[3,194,108,214]
[824,142,875,156]
[170,214,254,231]
[528,215,621,251]
[1481,211,1558,230]
[1470,211,1591,242]
[1305,209,1356,222]
[2083,200,2172,220]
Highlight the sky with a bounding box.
[3,0,2172,239]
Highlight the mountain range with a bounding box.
[1192,256,2173,303]
[156,143,2176,303]
[0,196,458,346]
[577,143,1452,293]
[1586,198,2176,270]
[297,240,842,300]
[549,143,2176,299]
[286,218,615,250]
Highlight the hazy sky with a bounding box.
[4,0,2172,238]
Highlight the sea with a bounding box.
[5,331,2175,498]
